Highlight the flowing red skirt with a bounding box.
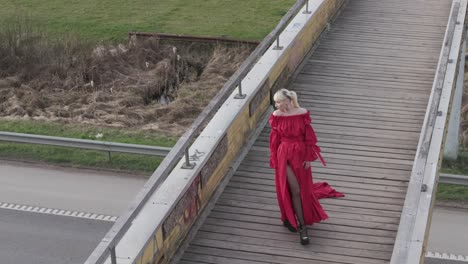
[274,143,344,229]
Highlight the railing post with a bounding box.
[181,147,196,169]
[110,247,117,264]
[234,81,246,99]
[273,34,283,50]
[303,0,311,14]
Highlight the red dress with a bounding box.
[269,111,344,229]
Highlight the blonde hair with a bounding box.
[273,88,300,108]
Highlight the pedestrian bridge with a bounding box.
[86,0,467,263]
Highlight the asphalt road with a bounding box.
[0,161,147,216]
[427,206,468,256]
[0,208,112,264]
[0,161,466,263]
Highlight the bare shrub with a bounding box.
[0,16,254,135]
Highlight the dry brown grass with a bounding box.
[0,19,253,135]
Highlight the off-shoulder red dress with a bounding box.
[269,111,344,229]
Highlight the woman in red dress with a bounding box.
[269,88,344,245]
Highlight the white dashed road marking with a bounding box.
[0,201,118,222]
[426,251,468,262]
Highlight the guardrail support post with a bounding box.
[181,148,196,169]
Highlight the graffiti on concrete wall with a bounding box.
[200,134,228,187]
[162,174,201,239]
[249,80,270,117]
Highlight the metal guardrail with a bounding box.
[3,131,467,188]
[440,173,468,186]
[86,1,312,263]
[0,131,171,157]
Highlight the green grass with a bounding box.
[437,150,468,203]
[436,183,468,203]
[0,118,176,172]
[0,119,177,147]
[441,149,468,175]
[0,0,295,42]
[0,142,162,173]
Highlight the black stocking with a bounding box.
[286,165,304,226]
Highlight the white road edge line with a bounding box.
[0,201,118,222]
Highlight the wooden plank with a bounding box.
[294,83,432,98]
[228,176,407,197]
[296,90,429,107]
[296,74,434,88]
[239,162,410,176]
[332,21,447,32]
[327,26,446,38]
[315,45,441,58]
[249,149,413,164]
[313,48,439,62]
[301,102,426,117]
[227,180,406,201]
[196,232,392,260]
[240,158,412,180]
[243,155,414,170]
[233,169,409,187]
[224,185,405,205]
[300,97,427,112]
[251,144,416,160]
[235,167,409,187]
[200,221,395,247]
[336,17,448,27]
[220,192,404,212]
[192,235,389,264]
[182,252,266,264]
[253,141,417,156]
[302,65,436,81]
[313,51,438,65]
[317,37,441,51]
[186,245,344,264]
[292,83,432,100]
[259,131,416,151]
[216,197,402,218]
[210,207,400,230]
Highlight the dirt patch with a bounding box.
[0,37,253,136]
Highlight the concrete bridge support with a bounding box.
[444,31,466,160]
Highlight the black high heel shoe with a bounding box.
[283,220,297,233]
[298,225,310,245]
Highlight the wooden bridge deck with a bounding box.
[178,0,452,263]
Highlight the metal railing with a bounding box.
[85,1,312,263]
[440,173,468,185]
[391,0,468,263]
[0,131,171,157]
